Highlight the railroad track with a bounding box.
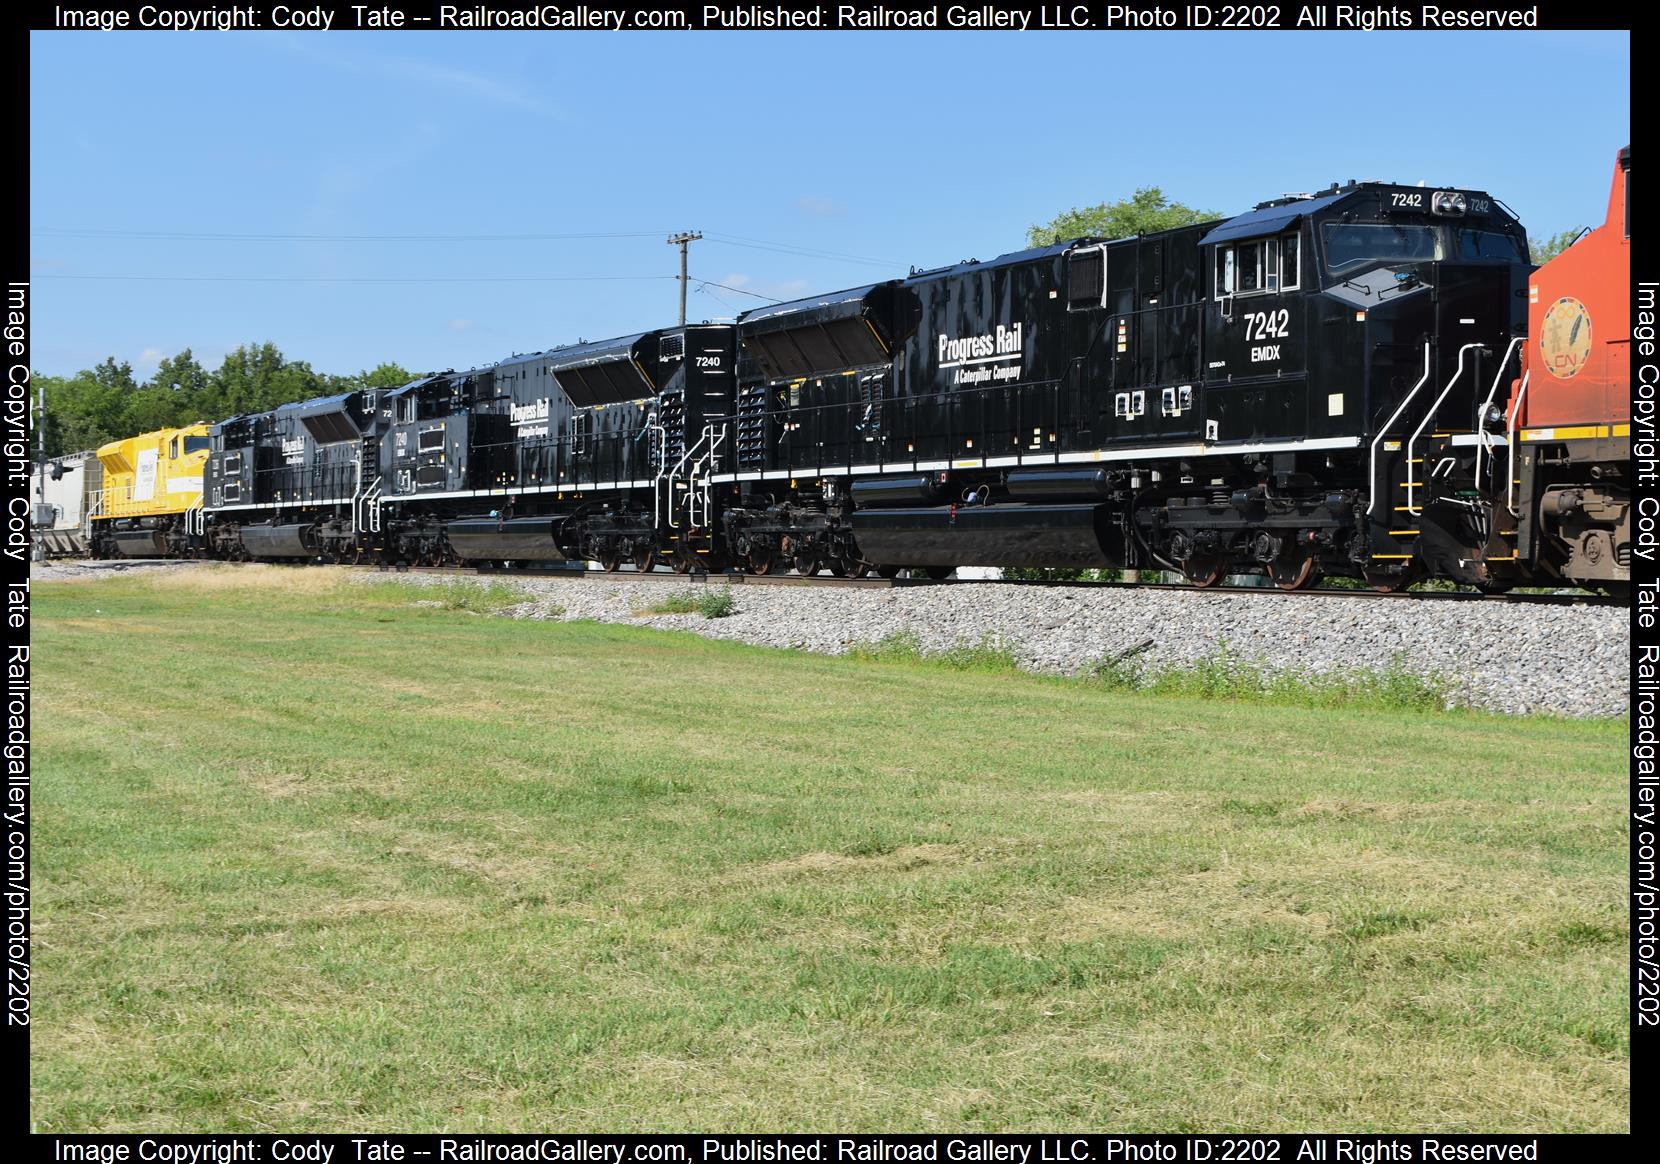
[357,563,1624,607]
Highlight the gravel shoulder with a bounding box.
[29,558,206,584]
[382,572,1627,718]
[34,560,1624,716]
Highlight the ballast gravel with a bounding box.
[373,572,1628,717]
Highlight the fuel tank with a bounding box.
[851,503,1117,568]
[109,529,169,557]
[445,517,566,561]
[239,524,316,559]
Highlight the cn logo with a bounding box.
[1539,296,1592,380]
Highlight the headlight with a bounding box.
[1431,190,1467,216]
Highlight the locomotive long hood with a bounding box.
[276,393,364,445]
[543,333,656,407]
[738,283,898,379]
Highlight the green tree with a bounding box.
[1026,186,1222,248]
[1529,228,1585,264]
[118,386,186,435]
[330,361,416,393]
[35,370,127,457]
[207,342,325,417]
[151,348,215,419]
[36,346,414,456]
[90,355,138,394]
[360,361,415,388]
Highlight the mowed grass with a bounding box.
[32,567,1628,1132]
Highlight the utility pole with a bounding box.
[667,231,701,326]
[31,383,45,562]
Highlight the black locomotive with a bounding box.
[200,177,1559,592]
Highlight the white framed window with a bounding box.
[1216,232,1300,298]
[1281,233,1301,290]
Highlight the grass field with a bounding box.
[32,568,1628,1132]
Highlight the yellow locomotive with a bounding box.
[91,424,211,557]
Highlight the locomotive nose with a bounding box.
[1431,259,1528,348]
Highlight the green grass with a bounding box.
[848,630,1022,674]
[1094,643,1458,711]
[32,566,1628,1132]
[391,577,535,615]
[637,587,737,619]
[851,633,1454,711]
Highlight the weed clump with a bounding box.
[846,631,1020,674]
[429,579,532,614]
[638,588,737,619]
[1090,641,1457,711]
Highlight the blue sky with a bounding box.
[30,29,1629,380]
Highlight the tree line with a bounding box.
[35,344,413,459]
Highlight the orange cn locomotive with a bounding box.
[1504,146,1631,595]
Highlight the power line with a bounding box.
[30,227,670,243]
[31,225,903,267]
[695,279,783,303]
[703,232,898,267]
[34,273,678,284]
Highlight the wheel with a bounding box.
[829,559,849,577]
[1182,556,1228,588]
[598,547,622,572]
[923,566,952,580]
[794,555,822,577]
[748,545,775,576]
[671,552,695,575]
[633,543,657,572]
[877,565,901,579]
[1269,554,1316,591]
[1362,567,1412,593]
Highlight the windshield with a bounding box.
[1322,223,1442,275]
[1456,228,1527,262]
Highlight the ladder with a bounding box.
[665,423,726,531]
[1368,340,1522,569]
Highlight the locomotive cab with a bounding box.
[1190,183,1529,588]
[90,424,211,558]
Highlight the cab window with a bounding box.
[1456,229,1526,262]
[1322,223,1441,275]
[184,435,210,454]
[1216,233,1300,297]
[169,437,179,458]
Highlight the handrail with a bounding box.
[1505,371,1530,518]
[348,454,365,535]
[1472,336,1522,493]
[688,424,727,530]
[1364,342,1432,517]
[1405,342,1484,516]
[665,427,707,530]
[364,478,383,534]
[645,420,667,530]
